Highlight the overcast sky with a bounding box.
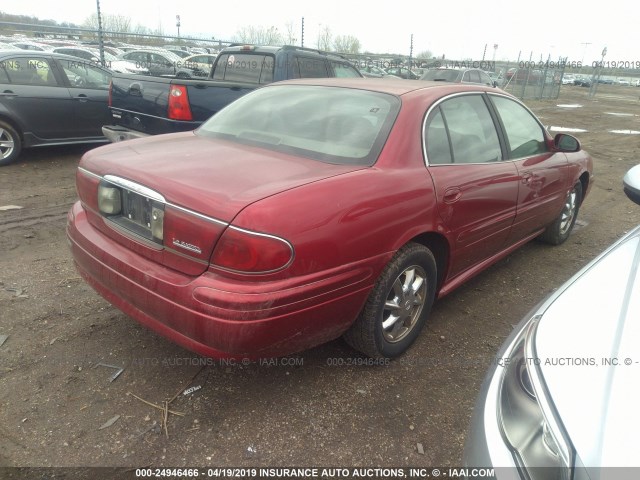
[4,0,637,64]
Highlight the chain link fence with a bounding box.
[498,60,566,100]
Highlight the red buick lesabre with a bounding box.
[67,78,593,359]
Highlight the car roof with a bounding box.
[0,50,112,69]
[221,44,349,60]
[267,77,502,96]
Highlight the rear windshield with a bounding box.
[212,53,274,84]
[196,85,401,166]
[421,69,460,82]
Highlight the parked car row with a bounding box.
[0,35,219,78]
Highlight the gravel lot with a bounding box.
[1,85,639,470]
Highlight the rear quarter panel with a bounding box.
[226,94,445,281]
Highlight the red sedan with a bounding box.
[67,78,593,359]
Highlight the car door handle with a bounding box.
[443,187,462,204]
[75,94,89,102]
[0,90,18,98]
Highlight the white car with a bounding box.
[561,74,575,85]
[52,47,149,75]
[465,165,640,476]
[182,53,218,77]
[618,78,630,86]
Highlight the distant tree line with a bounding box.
[232,24,363,55]
[0,11,80,31]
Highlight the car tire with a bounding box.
[0,120,22,167]
[539,182,583,245]
[343,242,437,358]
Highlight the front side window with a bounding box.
[424,94,502,164]
[197,85,400,166]
[490,95,547,158]
[60,61,110,89]
[479,72,494,86]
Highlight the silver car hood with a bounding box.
[534,227,640,467]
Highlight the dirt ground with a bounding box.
[1,84,639,471]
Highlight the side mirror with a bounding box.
[623,165,640,206]
[554,133,581,152]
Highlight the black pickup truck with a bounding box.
[102,45,362,142]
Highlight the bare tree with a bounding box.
[233,26,283,45]
[333,35,361,54]
[83,13,131,35]
[316,25,332,51]
[284,21,298,46]
[416,50,433,60]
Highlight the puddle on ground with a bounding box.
[556,104,583,108]
[605,112,636,117]
[549,126,588,133]
[609,130,640,135]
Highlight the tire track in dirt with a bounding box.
[0,203,72,234]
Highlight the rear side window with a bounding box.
[1,57,58,86]
[425,109,452,164]
[421,69,460,82]
[0,65,9,83]
[294,56,329,78]
[424,94,502,164]
[213,53,274,84]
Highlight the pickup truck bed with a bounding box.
[104,76,254,141]
[103,45,362,142]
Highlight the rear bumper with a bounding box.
[102,125,149,143]
[67,201,375,358]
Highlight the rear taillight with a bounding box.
[167,85,193,121]
[163,206,225,263]
[211,227,293,274]
[77,168,100,212]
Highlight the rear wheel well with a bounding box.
[408,232,449,291]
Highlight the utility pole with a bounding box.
[589,46,607,98]
[176,15,181,41]
[409,34,414,70]
[96,0,105,65]
[301,17,304,47]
